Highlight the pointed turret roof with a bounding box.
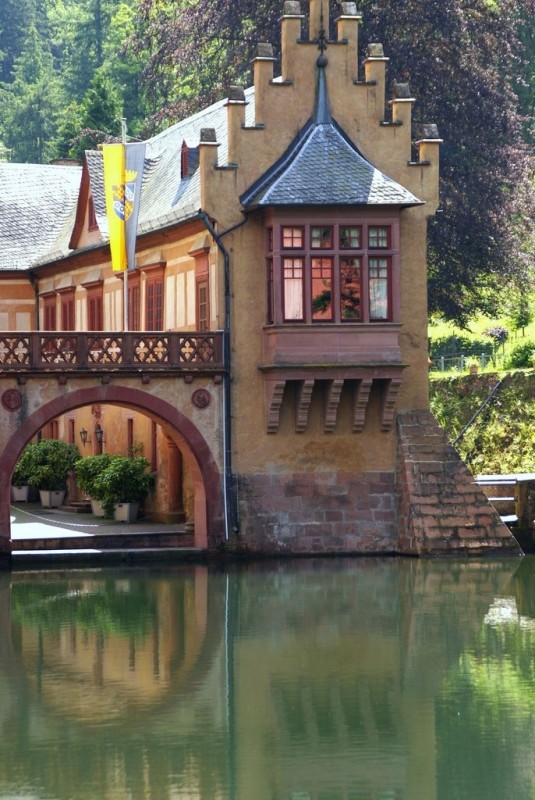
[240,49,423,210]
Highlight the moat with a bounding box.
[1,557,534,799]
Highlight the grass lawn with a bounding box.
[428,314,535,375]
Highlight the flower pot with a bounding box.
[114,502,139,523]
[11,485,29,502]
[90,498,106,517]
[39,489,66,508]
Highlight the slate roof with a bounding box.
[0,92,255,272]
[240,60,423,210]
[0,163,82,270]
[87,89,256,240]
[0,57,422,272]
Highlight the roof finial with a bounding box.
[314,2,331,124]
[317,3,328,58]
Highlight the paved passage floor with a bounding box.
[10,503,183,540]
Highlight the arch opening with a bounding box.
[0,385,225,551]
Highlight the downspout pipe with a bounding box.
[199,210,248,538]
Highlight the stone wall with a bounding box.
[236,471,398,554]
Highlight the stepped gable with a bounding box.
[396,411,523,556]
[240,46,422,210]
[0,162,81,270]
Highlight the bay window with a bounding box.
[266,215,398,324]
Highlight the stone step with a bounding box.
[11,547,204,565]
[11,530,194,552]
[61,502,92,514]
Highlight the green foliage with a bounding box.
[508,293,533,336]
[12,460,31,487]
[11,579,157,636]
[504,340,535,368]
[429,335,494,359]
[0,0,34,84]
[74,452,113,497]
[430,372,535,473]
[17,438,80,490]
[359,0,534,324]
[0,22,65,162]
[92,454,154,516]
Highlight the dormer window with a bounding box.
[88,196,98,231]
[266,212,399,325]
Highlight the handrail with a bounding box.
[0,331,224,372]
[452,378,505,446]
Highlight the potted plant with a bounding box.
[467,358,479,375]
[11,460,31,502]
[74,453,113,517]
[92,455,155,521]
[18,439,80,507]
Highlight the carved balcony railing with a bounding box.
[0,332,224,374]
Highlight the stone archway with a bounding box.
[0,385,225,552]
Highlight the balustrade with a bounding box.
[0,332,224,373]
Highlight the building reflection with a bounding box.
[0,557,523,800]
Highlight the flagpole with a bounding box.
[122,118,129,333]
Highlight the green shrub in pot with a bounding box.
[17,439,80,492]
[92,455,155,518]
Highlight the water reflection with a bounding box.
[0,557,532,800]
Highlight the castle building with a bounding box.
[0,0,521,558]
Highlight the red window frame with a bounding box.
[42,295,57,331]
[368,225,391,249]
[196,279,209,332]
[281,226,304,249]
[270,217,397,325]
[283,257,305,322]
[146,279,163,330]
[311,226,334,250]
[60,289,75,331]
[86,285,103,331]
[311,257,333,321]
[128,273,141,331]
[368,257,392,321]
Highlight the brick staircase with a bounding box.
[396,411,523,556]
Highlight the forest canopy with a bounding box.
[0,0,533,323]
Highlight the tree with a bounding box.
[0,0,34,83]
[61,70,122,160]
[357,0,534,324]
[129,0,283,125]
[0,22,64,162]
[515,0,535,143]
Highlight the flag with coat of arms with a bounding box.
[102,142,146,271]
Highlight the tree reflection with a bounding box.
[437,564,535,800]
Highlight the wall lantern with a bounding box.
[94,424,105,444]
[79,428,90,446]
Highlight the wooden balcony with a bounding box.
[0,332,225,375]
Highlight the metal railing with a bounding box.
[430,353,504,372]
[0,332,224,372]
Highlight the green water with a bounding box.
[1,556,534,800]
